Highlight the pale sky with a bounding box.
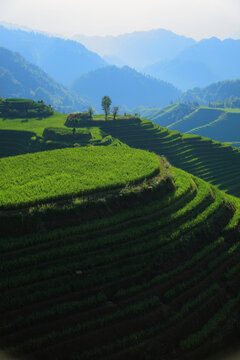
[1,0,240,39]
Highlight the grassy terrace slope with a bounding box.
[139,103,240,147]
[0,146,159,208]
[81,117,240,198]
[0,112,123,158]
[1,161,240,360]
[0,111,67,157]
[0,111,67,136]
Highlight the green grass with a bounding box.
[0,146,159,208]
[139,104,240,145]
[1,106,240,360]
[1,163,239,360]
[0,112,67,136]
[93,117,240,198]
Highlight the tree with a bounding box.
[101,96,112,120]
[88,106,95,120]
[112,106,119,121]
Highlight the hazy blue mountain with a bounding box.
[70,65,181,111]
[0,47,89,113]
[145,37,240,90]
[0,25,106,85]
[181,79,240,105]
[72,29,196,69]
[144,59,218,90]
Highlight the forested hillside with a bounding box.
[181,79,240,105]
[0,47,88,113]
[0,25,106,84]
[71,66,181,111]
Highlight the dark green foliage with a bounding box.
[43,127,92,142]
[88,106,95,120]
[112,106,119,120]
[101,96,112,120]
[65,112,91,126]
[0,129,41,158]
[65,115,141,127]
[0,98,53,118]
[0,165,240,360]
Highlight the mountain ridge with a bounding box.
[70,65,181,110]
[0,46,89,113]
[72,28,196,69]
[0,25,107,85]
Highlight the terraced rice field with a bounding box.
[1,113,240,359]
[140,104,240,146]
[0,146,159,208]
[1,163,240,360]
[89,118,240,198]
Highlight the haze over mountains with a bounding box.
[0,44,180,112]
[71,66,180,111]
[0,25,106,85]
[145,37,240,90]
[73,29,240,90]
[181,79,240,105]
[1,24,240,112]
[72,29,196,69]
[0,47,89,112]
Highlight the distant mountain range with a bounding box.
[144,37,240,90]
[72,29,196,69]
[1,23,240,113]
[0,47,89,113]
[0,25,106,85]
[70,65,181,111]
[72,29,240,90]
[2,24,240,92]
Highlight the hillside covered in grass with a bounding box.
[63,116,240,199]
[1,106,240,198]
[1,152,240,360]
[139,103,240,147]
[0,98,53,118]
[0,101,125,158]
[0,146,159,208]
[1,102,240,359]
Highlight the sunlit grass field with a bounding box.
[0,146,159,208]
[0,112,67,136]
